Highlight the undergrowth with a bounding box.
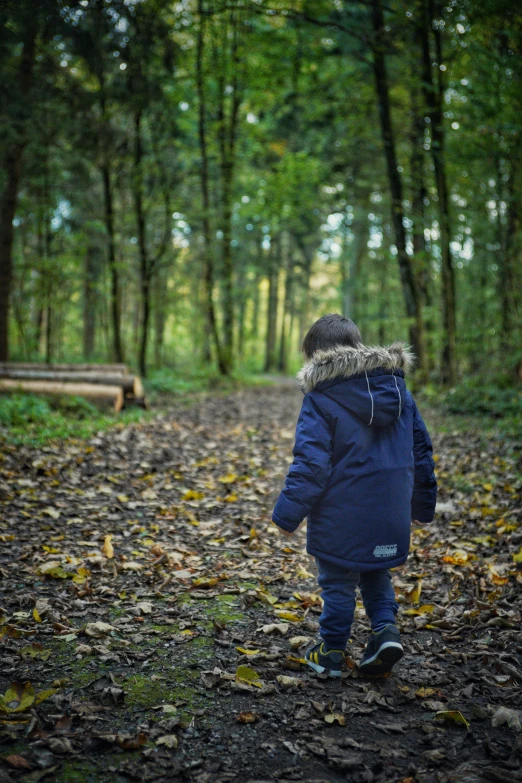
[0,368,272,446]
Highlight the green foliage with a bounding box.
[0,394,145,447]
[0,394,52,427]
[444,382,522,419]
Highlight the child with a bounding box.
[272,314,437,677]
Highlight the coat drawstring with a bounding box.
[364,371,374,426]
[393,374,402,420]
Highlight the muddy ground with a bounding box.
[0,384,521,783]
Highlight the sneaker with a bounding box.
[305,640,344,678]
[358,625,403,677]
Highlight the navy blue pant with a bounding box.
[316,558,398,650]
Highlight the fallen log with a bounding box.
[0,362,128,375]
[0,369,142,397]
[0,379,124,412]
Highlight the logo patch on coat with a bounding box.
[373,544,398,558]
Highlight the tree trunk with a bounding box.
[196,0,226,374]
[133,110,151,378]
[83,245,99,359]
[0,13,37,361]
[341,208,366,321]
[371,0,426,371]
[0,362,128,373]
[101,162,124,364]
[0,368,142,394]
[264,240,279,372]
[418,0,456,384]
[278,236,293,372]
[0,379,124,412]
[217,15,241,375]
[153,266,168,368]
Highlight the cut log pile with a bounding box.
[0,363,146,413]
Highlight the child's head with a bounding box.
[302,313,362,360]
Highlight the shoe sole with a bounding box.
[305,659,342,678]
[358,641,404,677]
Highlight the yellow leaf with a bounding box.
[236,647,260,656]
[19,644,50,661]
[296,564,314,579]
[236,711,258,723]
[324,712,346,725]
[404,580,422,604]
[192,577,219,588]
[34,688,58,706]
[183,490,204,501]
[101,535,114,559]
[404,604,434,616]
[235,665,263,689]
[224,493,238,503]
[0,682,35,714]
[274,610,302,623]
[513,548,522,564]
[256,589,278,606]
[38,563,69,579]
[72,567,91,585]
[482,483,494,491]
[442,550,470,566]
[434,710,469,729]
[415,687,438,698]
[218,473,238,484]
[32,608,42,623]
[42,545,60,554]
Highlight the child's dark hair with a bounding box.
[302,314,362,359]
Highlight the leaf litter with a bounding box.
[0,386,521,782]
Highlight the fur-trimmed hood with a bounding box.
[297,342,415,394]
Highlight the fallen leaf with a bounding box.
[0,682,35,713]
[274,610,302,623]
[102,535,114,559]
[156,734,179,749]
[491,706,522,732]
[84,622,117,638]
[19,644,51,661]
[324,712,346,725]
[236,711,258,723]
[257,623,289,635]
[4,755,31,770]
[235,665,263,689]
[276,675,301,689]
[289,636,311,649]
[434,710,469,729]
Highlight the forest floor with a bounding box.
[1,383,522,783]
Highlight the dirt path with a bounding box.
[1,385,521,783]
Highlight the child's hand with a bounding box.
[272,519,293,537]
[411,519,421,525]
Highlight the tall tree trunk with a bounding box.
[101,161,124,363]
[418,0,456,384]
[341,207,366,321]
[216,13,241,374]
[296,238,313,353]
[153,266,168,368]
[133,110,151,377]
[196,0,226,374]
[371,0,426,371]
[83,245,99,359]
[0,12,37,361]
[264,240,279,372]
[278,235,293,372]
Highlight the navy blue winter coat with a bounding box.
[272,343,437,571]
